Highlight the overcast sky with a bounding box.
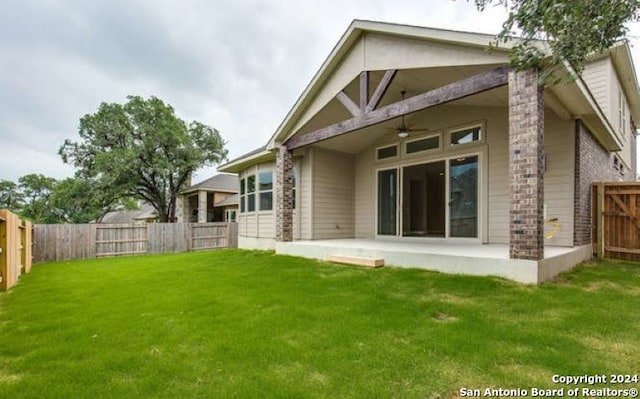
[2,0,640,183]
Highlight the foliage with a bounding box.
[0,180,23,211]
[49,177,138,223]
[474,0,640,77]
[17,174,57,223]
[0,251,638,398]
[0,175,137,223]
[59,96,228,222]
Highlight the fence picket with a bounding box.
[32,222,237,263]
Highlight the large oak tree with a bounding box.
[60,96,227,223]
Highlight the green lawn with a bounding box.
[0,250,638,398]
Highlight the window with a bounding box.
[377,145,398,160]
[406,135,439,154]
[247,175,256,212]
[239,178,246,213]
[619,90,628,140]
[226,210,237,222]
[450,125,482,145]
[258,171,273,211]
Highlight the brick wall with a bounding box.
[275,146,293,242]
[508,69,545,260]
[573,120,632,245]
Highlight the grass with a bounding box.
[0,250,638,398]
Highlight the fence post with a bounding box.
[227,222,238,248]
[595,182,605,259]
[22,220,32,273]
[0,211,6,290]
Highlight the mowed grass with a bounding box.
[0,250,638,398]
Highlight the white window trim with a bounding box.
[447,121,485,148]
[375,143,399,161]
[403,131,443,157]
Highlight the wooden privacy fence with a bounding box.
[0,209,32,290]
[32,222,238,263]
[593,182,640,261]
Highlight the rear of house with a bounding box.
[219,20,638,283]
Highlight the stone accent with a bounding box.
[275,146,293,242]
[508,69,544,260]
[197,191,207,223]
[573,120,633,245]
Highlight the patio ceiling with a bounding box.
[289,64,509,154]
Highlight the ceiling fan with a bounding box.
[385,90,429,138]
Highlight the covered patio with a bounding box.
[276,239,592,284]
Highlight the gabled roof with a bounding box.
[218,19,640,173]
[180,173,238,194]
[97,204,157,224]
[214,193,239,207]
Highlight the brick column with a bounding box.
[508,69,544,260]
[275,145,293,242]
[197,191,207,223]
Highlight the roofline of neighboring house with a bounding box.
[179,188,238,195]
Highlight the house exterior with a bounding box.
[218,20,638,283]
[176,174,238,223]
[96,203,158,224]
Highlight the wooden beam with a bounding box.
[286,66,508,150]
[336,91,361,117]
[360,71,369,113]
[366,69,396,113]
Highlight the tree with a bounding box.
[59,96,227,222]
[49,177,138,223]
[18,174,57,223]
[0,180,23,211]
[474,0,640,76]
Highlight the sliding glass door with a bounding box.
[377,155,479,239]
[449,156,478,238]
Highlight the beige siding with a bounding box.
[364,33,508,71]
[355,146,375,238]
[312,148,355,239]
[584,57,634,170]
[583,58,611,118]
[543,115,575,247]
[486,108,575,246]
[237,162,276,239]
[298,151,313,240]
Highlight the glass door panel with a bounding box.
[377,169,397,235]
[449,156,478,238]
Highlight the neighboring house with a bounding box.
[176,174,238,223]
[218,20,638,283]
[97,204,158,224]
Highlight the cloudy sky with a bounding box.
[2,0,639,183]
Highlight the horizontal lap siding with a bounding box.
[312,148,355,239]
[355,148,375,238]
[299,153,313,240]
[544,116,575,246]
[582,58,610,118]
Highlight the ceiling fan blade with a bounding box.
[408,128,430,132]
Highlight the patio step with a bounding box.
[326,255,384,268]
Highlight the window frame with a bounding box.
[448,123,484,147]
[258,170,273,211]
[376,144,399,161]
[404,133,442,156]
